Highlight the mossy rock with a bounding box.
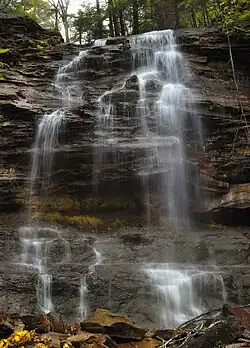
[0,48,10,54]
[0,121,12,126]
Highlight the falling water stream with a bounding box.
[145,264,227,328]
[18,47,99,316]
[95,30,201,227]
[15,30,227,325]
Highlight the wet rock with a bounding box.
[223,305,250,331]
[0,324,14,339]
[38,313,67,333]
[182,317,244,348]
[40,332,69,348]
[225,344,250,348]
[86,309,146,340]
[117,338,161,348]
[67,332,116,348]
[155,329,174,340]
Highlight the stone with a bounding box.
[222,305,250,331]
[86,309,146,340]
[117,338,161,348]
[40,332,69,348]
[0,24,249,222]
[225,344,250,348]
[182,317,244,348]
[66,332,116,348]
[0,324,14,339]
[38,313,67,334]
[1,18,250,325]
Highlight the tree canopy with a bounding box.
[1,0,249,43]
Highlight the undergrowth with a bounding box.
[37,212,103,228]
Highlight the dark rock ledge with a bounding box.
[0,16,250,225]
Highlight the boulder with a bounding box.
[84,309,146,340]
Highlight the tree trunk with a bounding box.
[132,0,139,34]
[96,0,103,37]
[204,5,210,23]
[108,0,115,36]
[191,7,197,27]
[55,8,59,31]
[63,16,70,43]
[79,30,82,45]
[173,1,180,28]
[119,9,125,36]
[112,0,120,36]
[201,5,207,25]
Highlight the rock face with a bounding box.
[1,16,250,330]
[176,28,250,224]
[0,214,250,327]
[0,19,250,225]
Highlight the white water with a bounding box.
[29,109,64,197]
[94,30,201,227]
[18,226,72,313]
[145,264,227,328]
[19,48,90,314]
[79,275,88,321]
[14,31,226,326]
[78,238,103,320]
[130,30,201,226]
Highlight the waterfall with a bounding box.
[14,31,226,325]
[79,275,88,321]
[29,109,64,198]
[130,30,201,227]
[95,30,201,227]
[145,264,227,328]
[18,48,89,314]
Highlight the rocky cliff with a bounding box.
[1,17,250,326]
[0,17,250,226]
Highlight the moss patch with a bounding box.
[0,48,10,54]
[37,212,103,229]
[0,121,12,126]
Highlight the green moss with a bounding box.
[0,75,5,81]
[0,121,11,126]
[159,215,168,226]
[38,55,50,59]
[0,62,10,69]
[0,48,10,54]
[37,212,103,229]
[109,218,128,228]
[33,40,49,50]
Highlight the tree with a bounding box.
[49,0,71,42]
[72,4,108,44]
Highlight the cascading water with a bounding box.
[18,48,89,314]
[13,30,228,326]
[92,30,224,328]
[19,226,71,312]
[78,238,103,320]
[95,30,201,227]
[145,264,227,328]
[29,109,64,199]
[79,276,88,321]
[130,30,201,227]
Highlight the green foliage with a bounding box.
[0,48,10,54]
[1,0,57,30]
[218,0,250,33]
[72,5,108,44]
[2,0,249,43]
[38,211,103,228]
